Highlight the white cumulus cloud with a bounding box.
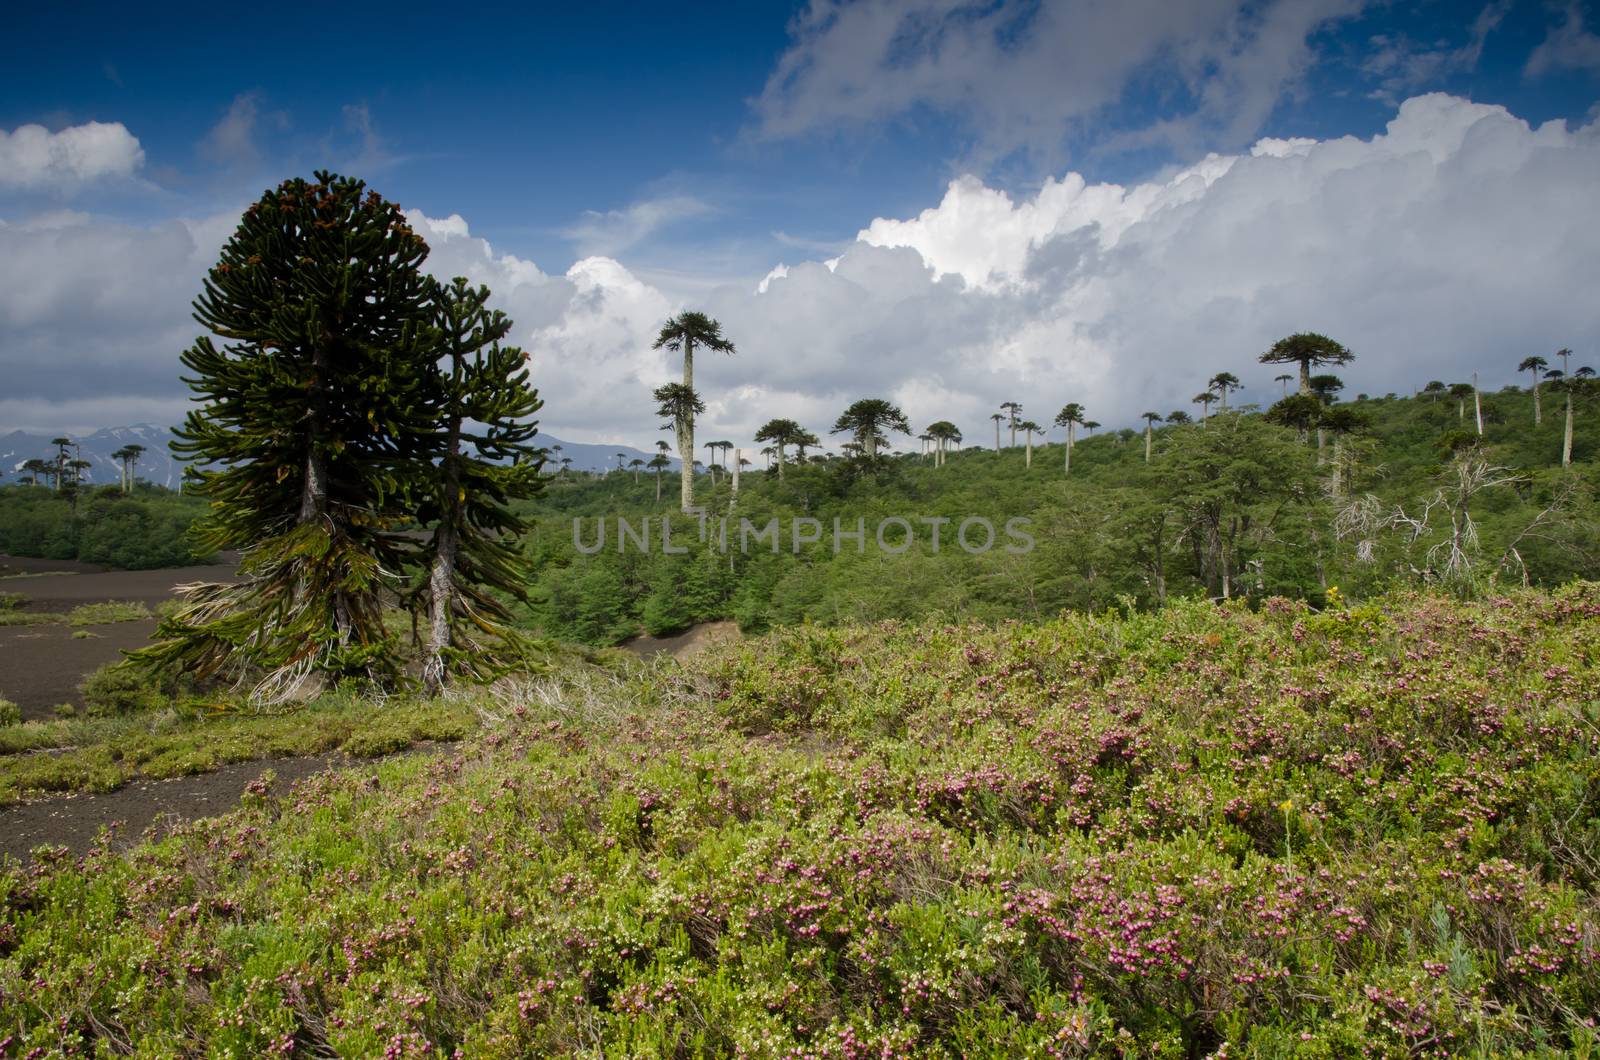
[0,121,145,189]
[5,95,1598,464]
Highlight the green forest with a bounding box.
[6,376,1598,640]
[522,380,1599,643]
[0,484,210,569]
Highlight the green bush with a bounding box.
[78,662,168,716]
[0,699,20,727]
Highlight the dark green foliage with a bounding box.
[1258,331,1354,393]
[519,386,1600,645]
[134,172,438,698]
[413,277,545,691]
[0,484,209,568]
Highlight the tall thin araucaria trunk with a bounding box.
[1473,374,1483,436]
[1025,432,1032,468]
[1563,391,1575,468]
[1533,376,1542,426]
[1298,360,1310,395]
[680,338,695,512]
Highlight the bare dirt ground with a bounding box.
[0,553,241,613]
[0,618,162,720]
[620,619,742,659]
[0,753,393,862]
[0,553,242,720]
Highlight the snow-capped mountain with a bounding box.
[0,426,675,485]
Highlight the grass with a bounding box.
[0,599,154,627]
[1,586,1597,1054]
[0,694,479,804]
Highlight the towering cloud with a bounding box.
[3,96,1597,452]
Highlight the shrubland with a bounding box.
[2,586,1596,1055]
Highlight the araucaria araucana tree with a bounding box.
[755,417,804,479]
[1259,332,1354,395]
[653,311,735,511]
[832,399,910,461]
[413,276,545,695]
[134,172,545,702]
[135,173,440,700]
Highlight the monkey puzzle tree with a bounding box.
[926,420,961,467]
[1017,420,1042,468]
[755,417,804,478]
[1141,411,1163,463]
[412,277,544,695]
[1518,356,1548,426]
[648,452,671,502]
[133,172,443,700]
[654,383,706,472]
[653,311,735,511]
[1000,401,1022,447]
[832,398,909,461]
[1259,332,1353,395]
[1208,372,1241,410]
[1054,403,1085,474]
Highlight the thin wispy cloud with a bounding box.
[561,195,716,257]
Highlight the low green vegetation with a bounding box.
[2,587,1596,1053]
[0,600,153,627]
[0,484,212,569]
[0,678,480,805]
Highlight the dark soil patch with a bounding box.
[0,556,240,614]
[0,555,106,577]
[0,752,403,862]
[620,620,741,660]
[0,618,161,720]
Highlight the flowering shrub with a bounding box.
[1,586,1597,1055]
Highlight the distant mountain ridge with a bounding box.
[0,426,674,485]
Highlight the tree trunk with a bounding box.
[300,346,331,526]
[680,339,695,512]
[994,421,1000,451]
[1533,378,1542,425]
[776,444,785,479]
[1298,360,1310,395]
[1144,424,1152,463]
[1473,375,1483,436]
[1025,433,1032,468]
[655,469,662,503]
[1563,392,1574,467]
[731,448,740,502]
[422,513,457,695]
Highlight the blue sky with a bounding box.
[3,0,1599,449]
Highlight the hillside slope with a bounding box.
[523,385,1600,643]
[3,587,1596,1054]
